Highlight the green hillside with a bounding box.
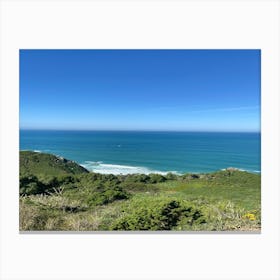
[20,151,89,176]
[19,152,261,231]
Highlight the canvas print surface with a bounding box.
[19,49,261,232]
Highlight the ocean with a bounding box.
[20,130,261,175]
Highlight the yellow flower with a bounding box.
[243,213,256,221]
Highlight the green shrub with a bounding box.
[120,181,158,193]
[85,185,129,206]
[20,175,45,195]
[165,172,178,180]
[148,174,167,183]
[20,175,63,195]
[122,173,167,184]
[111,197,205,230]
[123,174,151,183]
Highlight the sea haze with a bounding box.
[20,130,261,175]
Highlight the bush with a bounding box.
[85,185,129,206]
[165,172,178,180]
[111,197,205,230]
[20,175,63,195]
[148,174,167,183]
[20,175,45,195]
[123,173,167,184]
[123,174,151,183]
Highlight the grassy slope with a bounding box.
[156,171,261,211]
[20,151,89,176]
[19,152,261,231]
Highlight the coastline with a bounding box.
[20,150,261,176]
[19,130,261,175]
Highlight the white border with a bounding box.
[1,0,279,279]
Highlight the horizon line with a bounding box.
[19,128,261,133]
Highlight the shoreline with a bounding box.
[20,150,261,176]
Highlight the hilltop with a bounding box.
[20,151,89,176]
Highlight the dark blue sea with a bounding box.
[20,130,261,175]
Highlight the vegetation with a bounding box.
[20,151,89,176]
[19,151,261,231]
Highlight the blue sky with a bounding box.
[20,49,260,132]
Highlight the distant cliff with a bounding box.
[20,151,89,176]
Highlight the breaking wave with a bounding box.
[81,161,180,175]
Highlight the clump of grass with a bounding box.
[19,198,67,230]
[176,200,261,231]
[63,212,102,231]
[24,194,88,213]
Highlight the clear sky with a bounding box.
[20,49,260,132]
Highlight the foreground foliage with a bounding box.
[19,151,261,231]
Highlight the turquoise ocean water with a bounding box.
[20,130,261,175]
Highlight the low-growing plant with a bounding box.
[19,198,67,230]
[85,185,129,206]
[111,197,205,230]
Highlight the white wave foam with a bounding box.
[81,161,180,175]
[33,149,50,153]
[221,167,261,174]
[84,160,104,164]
